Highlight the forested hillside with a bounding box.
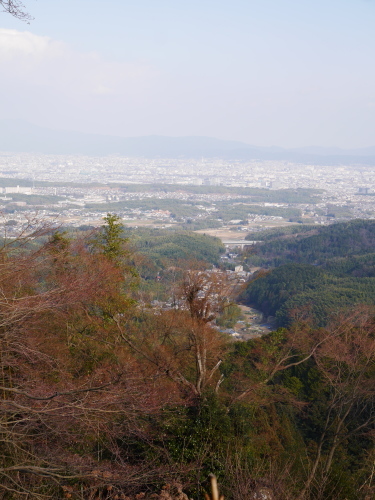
[125,227,225,274]
[245,219,375,267]
[0,216,374,500]
[242,220,375,326]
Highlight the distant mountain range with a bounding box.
[1,119,375,164]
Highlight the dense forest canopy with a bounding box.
[245,219,375,266]
[242,220,375,327]
[125,227,224,271]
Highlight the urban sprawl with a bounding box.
[0,154,374,234]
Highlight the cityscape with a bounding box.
[0,152,374,235]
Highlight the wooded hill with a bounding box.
[242,220,375,326]
[125,227,225,273]
[0,216,374,500]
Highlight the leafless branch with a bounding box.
[0,0,33,22]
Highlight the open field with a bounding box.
[195,220,295,242]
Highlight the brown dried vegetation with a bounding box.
[0,220,374,499]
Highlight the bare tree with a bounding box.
[0,222,182,497]
[296,308,375,500]
[178,268,235,324]
[114,308,228,398]
[0,0,33,21]
[109,267,234,399]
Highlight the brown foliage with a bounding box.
[0,224,187,497]
[115,307,229,398]
[297,308,375,499]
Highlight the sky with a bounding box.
[0,0,374,148]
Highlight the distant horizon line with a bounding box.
[2,118,375,152]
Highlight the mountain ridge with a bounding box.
[1,119,375,163]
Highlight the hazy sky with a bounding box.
[1,0,375,148]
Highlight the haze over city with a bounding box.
[1,0,375,149]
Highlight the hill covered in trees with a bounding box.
[126,227,225,273]
[0,216,374,500]
[245,219,375,266]
[241,220,375,326]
